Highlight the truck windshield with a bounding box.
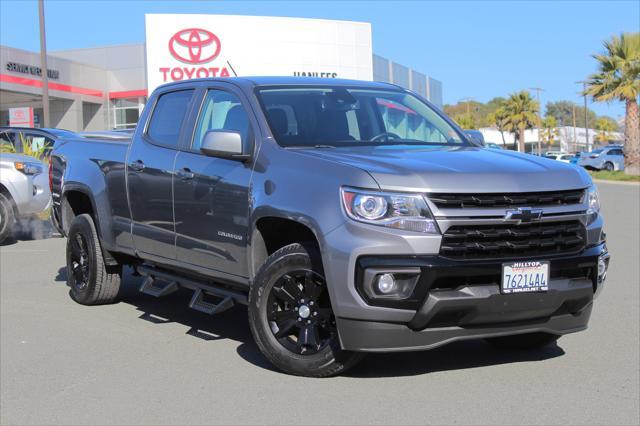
[256,86,466,148]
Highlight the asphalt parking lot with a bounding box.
[1,181,639,426]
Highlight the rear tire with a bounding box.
[0,193,15,244]
[603,162,614,171]
[486,332,560,350]
[66,213,121,305]
[248,243,363,377]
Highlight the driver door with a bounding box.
[173,85,255,278]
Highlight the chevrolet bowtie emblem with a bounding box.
[504,207,543,224]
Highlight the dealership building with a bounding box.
[0,14,443,132]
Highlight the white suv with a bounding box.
[0,153,51,243]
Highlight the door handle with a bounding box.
[177,168,195,180]
[129,160,145,172]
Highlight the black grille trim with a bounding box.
[428,189,585,208]
[440,220,586,260]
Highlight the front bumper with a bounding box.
[335,243,607,352]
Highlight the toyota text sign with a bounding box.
[145,14,373,92]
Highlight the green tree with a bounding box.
[594,117,618,145]
[453,113,477,129]
[539,116,559,147]
[486,107,510,147]
[585,32,640,175]
[545,101,597,128]
[503,91,540,152]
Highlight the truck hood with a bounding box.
[293,145,592,193]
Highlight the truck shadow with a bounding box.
[344,340,564,378]
[58,266,566,377]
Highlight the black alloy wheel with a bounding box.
[267,269,336,355]
[248,243,363,377]
[69,232,91,291]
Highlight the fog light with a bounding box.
[377,273,396,294]
[361,268,421,301]
[598,257,607,277]
[597,251,609,284]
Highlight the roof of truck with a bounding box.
[156,76,401,91]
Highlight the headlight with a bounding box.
[14,161,43,175]
[341,188,439,234]
[586,185,600,224]
[587,185,600,214]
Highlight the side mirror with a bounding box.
[200,130,250,161]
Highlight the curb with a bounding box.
[593,179,640,186]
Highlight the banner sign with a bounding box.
[145,14,373,92]
[9,107,34,127]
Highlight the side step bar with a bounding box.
[139,276,178,297]
[136,265,248,316]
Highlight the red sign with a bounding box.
[159,28,229,83]
[168,28,221,64]
[9,107,34,127]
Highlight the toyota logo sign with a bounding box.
[168,28,221,64]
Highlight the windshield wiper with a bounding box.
[285,144,336,149]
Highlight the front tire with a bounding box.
[0,193,15,244]
[603,162,614,171]
[248,243,363,377]
[486,332,560,350]
[66,214,121,305]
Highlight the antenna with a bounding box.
[226,61,238,77]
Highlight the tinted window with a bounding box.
[147,90,194,148]
[0,130,16,151]
[23,132,55,155]
[608,149,623,156]
[192,90,250,150]
[258,87,464,148]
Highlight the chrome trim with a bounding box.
[436,212,587,233]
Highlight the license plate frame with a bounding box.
[501,261,550,294]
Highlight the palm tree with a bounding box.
[585,32,639,175]
[539,116,559,148]
[503,91,540,152]
[594,117,618,146]
[487,107,510,148]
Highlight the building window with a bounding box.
[112,97,145,129]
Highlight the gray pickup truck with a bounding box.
[50,77,609,377]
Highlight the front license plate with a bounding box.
[501,261,549,294]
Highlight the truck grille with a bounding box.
[428,189,585,208]
[440,220,586,260]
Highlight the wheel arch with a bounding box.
[0,182,18,216]
[249,214,325,280]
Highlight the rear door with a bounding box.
[128,88,195,260]
[172,85,255,278]
[606,148,624,169]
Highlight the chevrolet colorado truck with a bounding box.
[50,77,610,377]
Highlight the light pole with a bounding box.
[529,87,544,154]
[38,0,50,128]
[460,97,474,116]
[576,81,590,152]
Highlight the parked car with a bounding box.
[543,150,564,158]
[485,142,503,150]
[579,146,625,171]
[0,127,78,157]
[570,152,585,165]
[0,153,51,243]
[547,153,574,163]
[50,77,609,377]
